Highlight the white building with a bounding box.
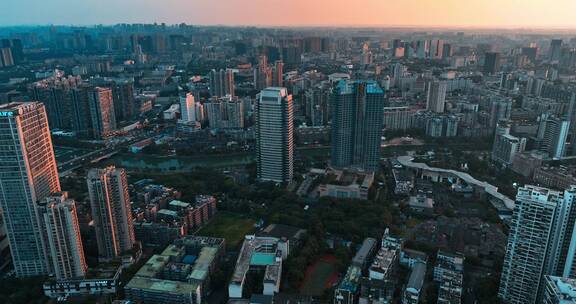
[499,185,576,304]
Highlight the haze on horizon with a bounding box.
[2,0,576,29]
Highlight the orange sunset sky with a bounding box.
[2,0,576,29]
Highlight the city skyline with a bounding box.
[2,0,576,29]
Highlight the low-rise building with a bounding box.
[317,168,375,200]
[228,236,289,299]
[533,166,576,191]
[402,261,426,304]
[133,221,185,248]
[511,150,547,178]
[335,266,362,304]
[125,236,225,304]
[163,103,180,120]
[352,238,378,269]
[392,169,414,195]
[434,251,465,304]
[408,193,434,212]
[43,264,124,298]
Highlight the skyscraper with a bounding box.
[426,80,447,113]
[209,69,235,97]
[112,79,136,122]
[331,80,385,172]
[254,55,272,91]
[30,75,82,131]
[88,87,117,138]
[70,84,94,137]
[179,92,196,123]
[38,192,87,280]
[430,39,444,59]
[492,132,526,166]
[549,39,563,62]
[499,185,576,304]
[484,52,501,75]
[205,95,244,129]
[0,102,61,277]
[87,167,135,260]
[272,60,284,87]
[255,87,294,183]
[305,86,330,127]
[0,47,14,67]
[537,114,570,159]
[489,97,513,128]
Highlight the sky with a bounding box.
[2,0,576,29]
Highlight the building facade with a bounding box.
[331,80,385,172]
[499,185,576,303]
[255,87,294,183]
[87,166,135,260]
[88,87,117,138]
[426,80,447,113]
[38,192,88,280]
[0,102,61,277]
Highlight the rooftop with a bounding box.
[230,236,284,286]
[338,265,362,292]
[169,200,191,208]
[337,80,384,94]
[407,261,426,291]
[546,276,576,302]
[125,236,223,297]
[125,276,199,294]
[370,247,398,274]
[352,238,377,266]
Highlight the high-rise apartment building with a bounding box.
[254,56,272,91]
[111,79,135,122]
[255,87,294,183]
[70,84,93,137]
[331,80,385,172]
[304,86,330,127]
[489,98,513,128]
[38,192,87,280]
[492,133,526,166]
[484,52,501,75]
[88,87,116,138]
[537,114,570,159]
[205,95,244,129]
[0,102,61,277]
[499,185,576,304]
[549,39,563,62]
[87,167,135,260]
[426,81,447,113]
[272,60,284,87]
[0,47,14,67]
[179,92,196,123]
[383,107,415,131]
[30,76,83,130]
[430,39,444,59]
[209,69,235,97]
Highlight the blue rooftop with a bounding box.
[337,80,384,94]
[182,255,197,265]
[250,253,276,266]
